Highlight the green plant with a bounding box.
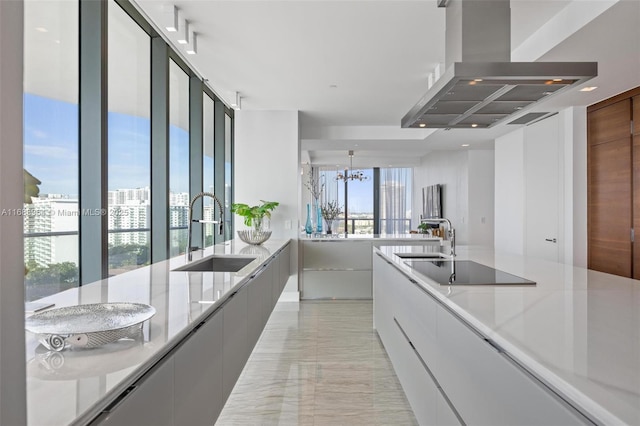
[417,222,430,233]
[231,200,279,228]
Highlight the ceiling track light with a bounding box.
[164,5,179,32]
[186,31,197,54]
[231,92,241,110]
[177,20,189,44]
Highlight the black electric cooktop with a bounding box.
[404,260,536,286]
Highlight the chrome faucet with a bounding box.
[420,217,456,257]
[186,192,224,261]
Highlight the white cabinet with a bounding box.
[436,305,586,425]
[92,357,174,426]
[302,240,372,299]
[374,252,589,426]
[174,311,224,426]
[303,239,439,299]
[374,253,440,425]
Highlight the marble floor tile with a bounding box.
[216,300,416,425]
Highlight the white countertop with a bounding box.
[376,245,640,426]
[302,233,441,242]
[25,238,291,426]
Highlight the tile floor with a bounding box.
[216,300,417,425]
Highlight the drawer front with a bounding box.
[436,306,588,426]
[302,241,372,269]
[302,270,371,299]
[394,273,438,370]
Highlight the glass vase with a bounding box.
[304,203,313,235]
[316,204,323,233]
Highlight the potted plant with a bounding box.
[320,200,343,234]
[231,200,279,245]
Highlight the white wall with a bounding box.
[468,150,495,248]
[413,151,468,242]
[571,107,588,268]
[494,107,588,266]
[413,150,495,246]
[0,1,27,423]
[495,128,525,255]
[234,110,300,299]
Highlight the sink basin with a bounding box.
[394,252,449,259]
[173,255,256,272]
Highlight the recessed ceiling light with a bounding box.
[419,123,426,128]
[471,124,478,128]
[553,78,563,82]
[35,27,48,33]
[474,79,483,82]
[580,86,598,92]
[462,144,470,147]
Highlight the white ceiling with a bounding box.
[133,0,640,168]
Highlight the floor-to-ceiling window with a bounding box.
[379,168,412,234]
[318,167,412,235]
[203,94,215,247]
[22,0,234,298]
[107,0,151,276]
[169,60,190,257]
[224,112,233,239]
[23,0,79,301]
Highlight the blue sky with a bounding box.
[24,93,191,196]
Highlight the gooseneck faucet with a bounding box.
[420,217,456,257]
[186,192,224,261]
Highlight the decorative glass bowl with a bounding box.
[237,230,272,245]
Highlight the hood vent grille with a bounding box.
[402,62,596,129]
[401,0,597,129]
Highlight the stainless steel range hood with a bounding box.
[401,0,597,129]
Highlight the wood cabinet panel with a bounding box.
[588,100,631,146]
[588,136,632,277]
[634,131,640,278]
[633,96,640,135]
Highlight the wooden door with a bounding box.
[588,100,632,277]
[633,96,640,278]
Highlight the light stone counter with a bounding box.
[376,245,640,425]
[302,233,441,242]
[25,238,291,426]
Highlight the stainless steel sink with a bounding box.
[173,255,256,272]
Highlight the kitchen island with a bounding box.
[25,238,291,426]
[374,245,640,425]
[300,234,441,299]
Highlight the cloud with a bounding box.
[25,144,78,160]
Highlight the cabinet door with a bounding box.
[436,391,462,426]
[248,265,270,352]
[436,305,588,425]
[279,244,291,293]
[588,100,632,277]
[394,269,438,370]
[222,285,248,401]
[93,357,174,426]
[174,311,224,426]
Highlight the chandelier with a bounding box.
[336,150,369,182]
